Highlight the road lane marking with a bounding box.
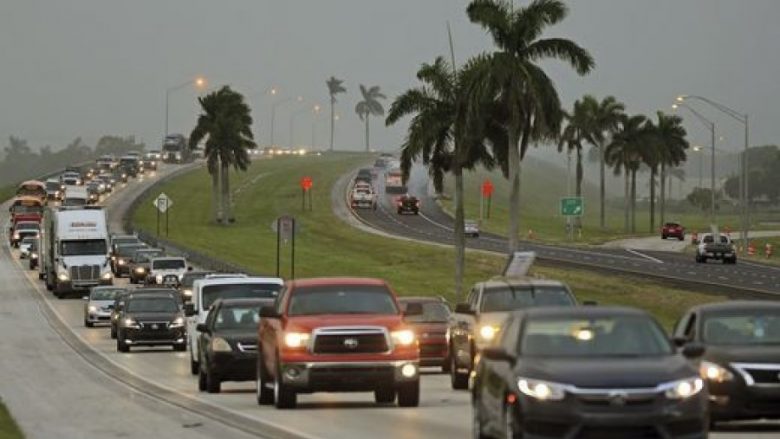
[625,249,664,264]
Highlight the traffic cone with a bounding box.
[767,243,773,259]
[748,243,756,256]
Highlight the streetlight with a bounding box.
[672,102,716,225]
[270,95,302,147]
[311,104,321,150]
[677,94,750,244]
[290,103,322,149]
[165,76,207,138]
[692,145,705,188]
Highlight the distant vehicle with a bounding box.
[109,288,183,338]
[19,236,38,258]
[473,307,707,439]
[128,248,165,284]
[385,168,407,194]
[110,234,141,259]
[350,186,377,210]
[28,238,40,271]
[16,180,47,203]
[95,174,114,192]
[142,152,158,170]
[373,158,388,169]
[42,207,113,298]
[195,298,273,393]
[465,220,480,238]
[396,194,420,215]
[695,233,737,264]
[85,182,102,204]
[355,168,373,184]
[674,300,780,424]
[179,270,215,302]
[147,150,162,160]
[449,277,577,389]
[83,286,125,327]
[96,155,116,170]
[186,276,284,375]
[11,221,39,247]
[112,168,129,183]
[112,242,147,277]
[147,256,189,285]
[257,277,422,409]
[8,196,44,229]
[399,297,451,372]
[45,179,63,201]
[662,221,685,240]
[62,185,89,207]
[115,291,187,352]
[162,134,191,164]
[60,172,82,186]
[119,156,141,177]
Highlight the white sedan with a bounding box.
[465,221,480,238]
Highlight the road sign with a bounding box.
[481,179,494,197]
[154,193,173,213]
[560,197,583,216]
[300,176,313,191]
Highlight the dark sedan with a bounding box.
[128,248,165,284]
[399,297,451,371]
[116,291,186,352]
[196,298,271,393]
[473,307,708,439]
[112,242,146,277]
[674,300,780,423]
[396,194,420,215]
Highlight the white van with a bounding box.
[62,186,89,207]
[185,276,284,374]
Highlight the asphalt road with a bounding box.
[346,165,780,299]
[2,161,778,439]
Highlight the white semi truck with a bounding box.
[41,206,113,298]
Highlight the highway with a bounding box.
[346,165,780,299]
[1,161,777,439]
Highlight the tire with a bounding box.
[442,355,451,373]
[37,272,44,280]
[198,368,207,392]
[472,396,489,439]
[662,234,667,240]
[117,336,129,353]
[190,354,199,375]
[397,209,402,215]
[374,385,396,404]
[451,353,470,390]
[274,359,297,409]
[257,353,274,405]
[84,320,94,328]
[397,380,420,407]
[206,369,221,394]
[110,325,117,339]
[504,402,521,439]
[173,343,186,352]
[679,236,685,241]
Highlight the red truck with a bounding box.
[257,277,421,409]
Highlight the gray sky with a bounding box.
[2,0,779,159]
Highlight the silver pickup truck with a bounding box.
[695,233,737,264]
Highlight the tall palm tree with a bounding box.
[189,86,256,224]
[386,57,497,299]
[326,76,346,151]
[588,96,625,229]
[641,120,663,233]
[605,114,649,233]
[465,0,594,252]
[355,85,386,152]
[651,112,689,227]
[558,98,592,231]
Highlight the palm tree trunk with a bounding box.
[211,166,222,224]
[659,162,666,226]
[453,161,466,301]
[623,171,630,233]
[329,97,335,152]
[575,147,583,231]
[631,169,637,233]
[649,167,657,233]
[507,118,521,253]
[365,115,370,152]
[221,161,232,223]
[599,142,606,230]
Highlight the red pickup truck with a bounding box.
[257,277,421,409]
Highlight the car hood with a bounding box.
[127,312,178,323]
[408,322,448,334]
[215,329,258,345]
[517,356,695,388]
[285,314,405,332]
[705,344,780,365]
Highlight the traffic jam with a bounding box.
[5,154,780,439]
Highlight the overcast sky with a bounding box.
[2,0,778,160]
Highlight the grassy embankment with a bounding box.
[134,153,726,328]
[442,158,759,245]
[0,400,24,439]
[0,185,15,204]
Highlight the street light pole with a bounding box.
[673,103,716,225]
[165,77,206,139]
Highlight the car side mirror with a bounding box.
[672,336,688,348]
[196,323,209,333]
[404,303,423,317]
[582,300,598,306]
[455,303,475,315]
[184,303,195,317]
[187,266,193,271]
[481,347,516,364]
[259,306,281,319]
[682,342,706,359]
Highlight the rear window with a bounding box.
[481,286,575,313]
[402,301,450,323]
[152,259,186,270]
[201,283,281,310]
[288,285,398,316]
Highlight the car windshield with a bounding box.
[126,297,178,313]
[703,235,729,244]
[481,286,575,313]
[91,288,123,301]
[117,244,145,256]
[702,311,780,345]
[63,198,86,206]
[12,205,42,214]
[21,237,36,245]
[46,182,60,190]
[61,239,107,256]
[201,283,281,310]
[152,259,185,270]
[404,302,450,323]
[665,223,680,228]
[135,251,163,262]
[181,273,211,287]
[288,285,398,316]
[520,315,673,357]
[214,306,261,330]
[16,223,39,230]
[113,237,139,247]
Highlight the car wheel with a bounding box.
[374,385,395,404]
[397,380,420,407]
[84,320,93,328]
[198,367,207,392]
[504,402,522,439]
[206,369,221,394]
[117,335,129,353]
[274,359,297,409]
[679,236,685,241]
[173,343,186,352]
[110,325,117,339]
[451,353,469,390]
[472,396,489,439]
[397,209,402,215]
[37,272,43,280]
[257,355,274,405]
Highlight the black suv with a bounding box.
[396,194,420,215]
[115,290,186,352]
[473,307,708,439]
[196,298,272,393]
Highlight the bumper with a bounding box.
[279,360,420,392]
[123,327,186,346]
[86,310,112,323]
[209,352,257,381]
[709,382,780,421]
[516,395,708,439]
[419,341,448,367]
[57,279,110,292]
[397,207,418,214]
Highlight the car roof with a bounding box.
[151,256,186,261]
[126,291,177,301]
[477,277,569,289]
[195,276,284,287]
[92,286,126,291]
[398,296,447,303]
[510,306,651,320]
[690,300,780,314]
[288,277,387,288]
[213,298,274,308]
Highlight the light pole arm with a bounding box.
[681,95,747,124]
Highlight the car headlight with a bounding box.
[58,272,69,281]
[155,274,163,284]
[123,318,139,328]
[391,329,416,346]
[182,289,192,297]
[55,190,60,196]
[88,305,97,313]
[210,337,232,352]
[170,317,185,328]
[31,252,38,259]
[518,378,567,401]
[663,377,704,400]
[118,259,126,266]
[480,325,500,341]
[284,332,310,349]
[102,272,113,280]
[700,361,734,383]
[135,267,146,273]
[13,233,20,240]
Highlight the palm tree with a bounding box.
[651,112,688,227]
[386,56,497,299]
[641,120,663,233]
[605,114,649,233]
[465,0,594,252]
[355,85,386,152]
[588,96,625,229]
[558,98,592,231]
[189,86,256,224]
[326,76,346,151]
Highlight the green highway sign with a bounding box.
[560,197,584,216]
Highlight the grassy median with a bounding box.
[0,400,24,439]
[133,153,726,329]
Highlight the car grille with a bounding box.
[312,327,389,354]
[237,342,257,352]
[70,265,100,282]
[577,425,660,439]
[576,392,657,407]
[140,321,169,330]
[732,363,780,386]
[420,344,446,355]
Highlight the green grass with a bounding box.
[442,160,762,245]
[0,400,24,439]
[0,185,15,204]
[133,153,727,329]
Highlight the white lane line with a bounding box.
[739,260,780,272]
[625,249,664,264]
